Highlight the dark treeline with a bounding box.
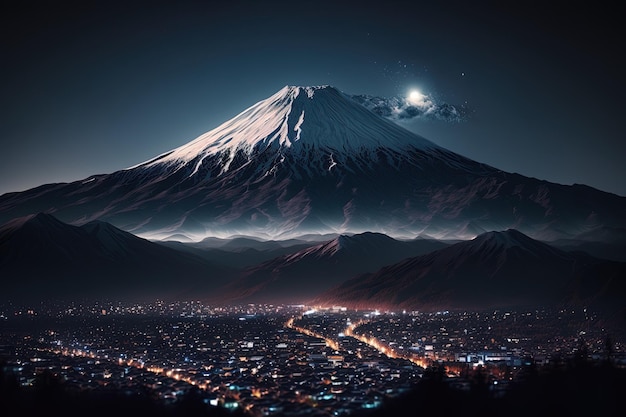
[354,356,626,417]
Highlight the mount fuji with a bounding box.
[1,85,625,241]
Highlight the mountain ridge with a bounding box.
[0,213,234,303]
[210,231,449,305]
[314,228,626,317]
[2,213,625,331]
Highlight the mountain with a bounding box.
[159,240,319,269]
[549,226,626,262]
[1,85,624,242]
[211,232,450,305]
[314,229,626,317]
[0,213,234,303]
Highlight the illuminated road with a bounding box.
[285,316,340,350]
[48,346,210,389]
[344,320,430,368]
[286,313,430,369]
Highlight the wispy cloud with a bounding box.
[350,93,470,123]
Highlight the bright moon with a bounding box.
[408,90,425,105]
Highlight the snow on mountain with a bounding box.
[0,85,624,242]
[130,85,444,176]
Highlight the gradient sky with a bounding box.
[1,0,624,196]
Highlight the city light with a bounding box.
[2,301,621,416]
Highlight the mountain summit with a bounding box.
[0,85,625,241]
[132,85,445,174]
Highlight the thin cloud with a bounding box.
[350,94,470,123]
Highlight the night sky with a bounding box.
[1,0,624,196]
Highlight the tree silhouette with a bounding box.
[604,334,615,364]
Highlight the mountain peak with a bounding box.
[281,84,334,97]
[475,228,530,245]
[470,229,567,258]
[0,212,67,234]
[315,227,626,314]
[81,219,135,238]
[131,84,440,174]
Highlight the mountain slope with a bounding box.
[212,232,449,305]
[549,226,626,262]
[0,86,625,242]
[158,240,319,269]
[132,85,443,169]
[0,213,234,302]
[314,229,626,315]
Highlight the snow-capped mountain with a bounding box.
[0,85,625,241]
[132,85,446,172]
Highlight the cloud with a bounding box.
[350,93,470,123]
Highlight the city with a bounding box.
[1,300,624,416]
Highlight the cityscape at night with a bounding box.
[1,300,624,415]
